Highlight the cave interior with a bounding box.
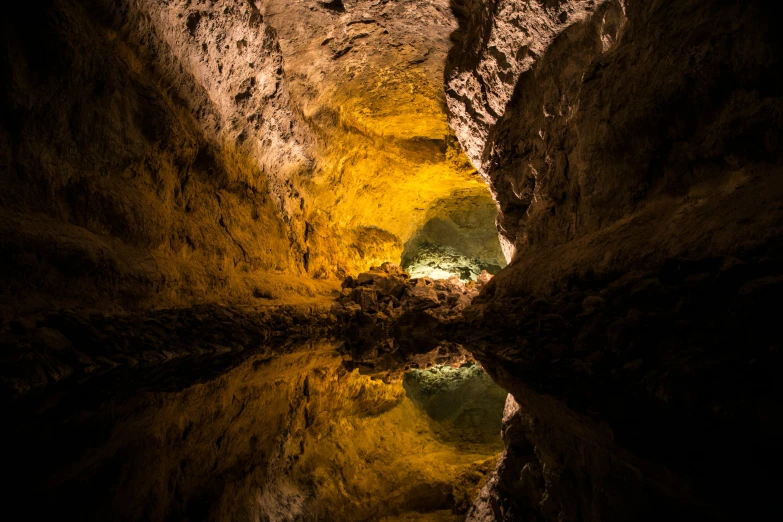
[1,0,782,521]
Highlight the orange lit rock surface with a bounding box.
[0,0,501,312]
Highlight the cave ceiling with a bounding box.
[261,0,499,264]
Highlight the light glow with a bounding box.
[406,267,458,280]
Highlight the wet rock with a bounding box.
[457,250,783,521]
[446,0,783,519]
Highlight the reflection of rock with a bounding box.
[461,252,783,521]
[6,338,501,521]
[3,262,490,402]
[446,0,783,520]
[404,363,508,444]
[0,303,337,401]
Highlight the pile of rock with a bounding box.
[332,262,491,319]
[332,262,493,379]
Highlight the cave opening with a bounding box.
[400,192,506,282]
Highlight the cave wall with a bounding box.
[261,0,501,280]
[447,0,782,270]
[402,191,506,274]
[0,0,328,312]
[446,0,783,520]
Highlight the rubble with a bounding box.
[332,263,491,380]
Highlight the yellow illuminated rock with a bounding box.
[265,0,502,283]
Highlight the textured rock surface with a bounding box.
[2,0,783,519]
[0,0,325,311]
[447,0,782,264]
[403,243,500,281]
[0,0,502,313]
[262,0,503,280]
[445,0,783,520]
[402,191,506,279]
[404,363,508,445]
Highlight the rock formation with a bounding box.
[402,192,506,278]
[1,0,503,313]
[1,0,318,311]
[446,0,783,520]
[2,0,782,520]
[333,262,491,379]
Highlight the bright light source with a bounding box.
[402,244,494,282]
[406,267,458,280]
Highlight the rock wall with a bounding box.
[261,0,502,279]
[402,191,506,278]
[447,0,782,265]
[0,0,325,312]
[446,0,783,520]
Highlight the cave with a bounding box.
[1,0,781,521]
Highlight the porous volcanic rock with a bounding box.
[261,0,502,279]
[0,0,501,313]
[402,191,507,275]
[445,1,783,519]
[0,0,323,311]
[447,0,783,266]
[403,243,500,282]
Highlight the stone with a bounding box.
[477,270,493,286]
[1,0,781,520]
[33,327,72,352]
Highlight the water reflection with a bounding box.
[6,339,502,521]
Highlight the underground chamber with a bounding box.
[2,0,782,521]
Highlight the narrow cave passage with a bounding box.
[401,192,506,281]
